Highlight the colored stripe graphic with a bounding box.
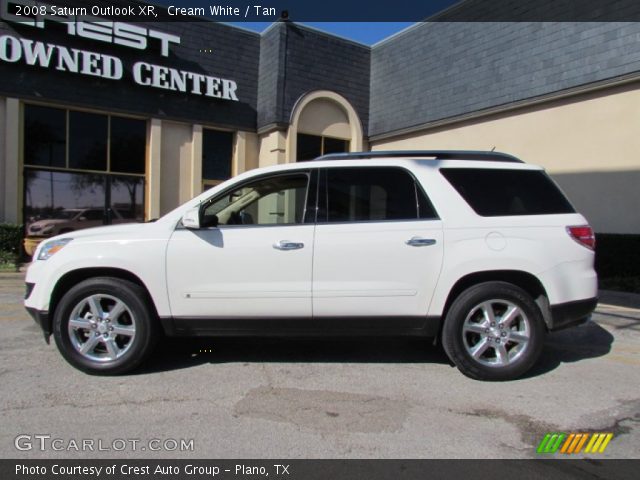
[537,433,566,453]
[538,432,613,454]
[584,433,614,453]
[561,433,589,454]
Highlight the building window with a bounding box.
[110,117,147,174]
[68,111,108,171]
[23,104,146,240]
[202,129,234,191]
[24,104,66,168]
[297,133,349,161]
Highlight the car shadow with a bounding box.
[139,336,452,374]
[523,321,614,378]
[137,321,614,379]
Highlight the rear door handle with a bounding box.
[406,237,437,247]
[273,240,304,250]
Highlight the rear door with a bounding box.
[312,166,444,320]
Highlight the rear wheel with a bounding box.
[53,277,158,375]
[442,281,545,381]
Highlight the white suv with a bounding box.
[24,151,598,380]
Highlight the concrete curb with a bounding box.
[598,289,640,310]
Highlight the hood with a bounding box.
[46,222,152,241]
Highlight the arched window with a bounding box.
[287,91,363,163]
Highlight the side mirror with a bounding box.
[181,207,201,229]
[201,213,219,228]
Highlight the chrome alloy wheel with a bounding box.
[461,299,531,368]
[67,294,136,362]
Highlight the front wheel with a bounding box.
[442,281,545,381]
[53,277,158,375]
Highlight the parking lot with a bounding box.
[1,271,639,459]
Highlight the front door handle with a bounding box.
[273,240,304,250]
[406,237,437,247]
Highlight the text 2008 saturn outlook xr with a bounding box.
[25,151,598,380]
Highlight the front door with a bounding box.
[312,166,444,319]
[166,171,315,319]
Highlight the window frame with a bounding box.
[316,166,439,225]
[22,102,147,178]
[197,170,318,229]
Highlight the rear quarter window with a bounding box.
[440,168,575,216]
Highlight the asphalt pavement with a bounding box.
[1,272,639,459]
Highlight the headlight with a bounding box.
[37,238,73,260]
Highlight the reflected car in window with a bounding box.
[26,208,128,237]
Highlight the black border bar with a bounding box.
[2,459,639,480]
[3,0,640,22]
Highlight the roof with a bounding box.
[314,150,523,163]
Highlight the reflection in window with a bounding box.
[110,175,145,222]
[24,170,106,236]
[69,111,108,171]
[24,169,145,237]
[203,174,309,226]
[24,105,66,168]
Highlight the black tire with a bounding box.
[442,281,545,381]
[53,277,158,375]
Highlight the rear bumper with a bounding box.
[549,297,598,331]
[25,307,52,343]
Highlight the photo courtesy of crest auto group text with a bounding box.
[0,0,639,478]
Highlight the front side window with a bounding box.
[320,167,436,223]
[202,173,309,226]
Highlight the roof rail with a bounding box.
[314,150,523,163]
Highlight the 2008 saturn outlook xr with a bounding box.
[25,150,598,380]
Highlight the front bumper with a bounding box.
[549,297,598,331]
[25,307,52,343]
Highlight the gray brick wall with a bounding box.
[256,23,371,134]
[257,24,285,128]
[370,19,640,137]
[279,23,370,134]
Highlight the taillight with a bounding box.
[567,225,596,250]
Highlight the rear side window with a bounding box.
[440,168,575,216]
[320,167,437,222]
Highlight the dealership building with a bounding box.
[1,0,640,240]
